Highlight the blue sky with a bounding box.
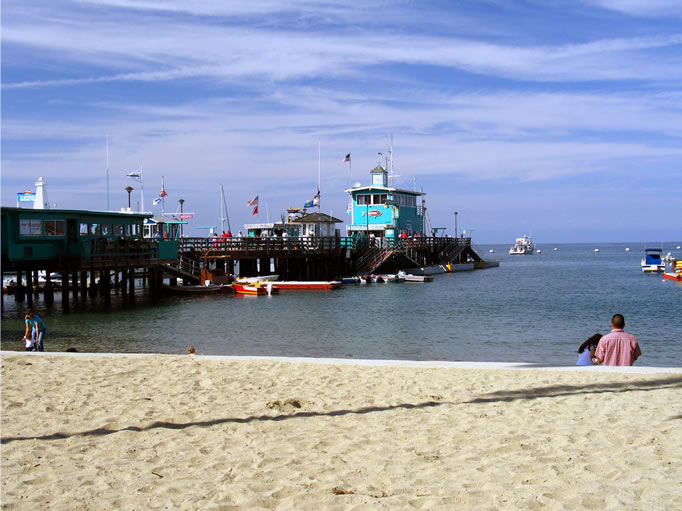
[2,0,681,243]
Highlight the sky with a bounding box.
[1,0,681,243]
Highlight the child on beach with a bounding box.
[576,333,602,365]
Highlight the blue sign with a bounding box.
[17,192,35,203]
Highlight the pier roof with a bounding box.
[294,212,342,224]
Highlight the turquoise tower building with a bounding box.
[345,165,424,239]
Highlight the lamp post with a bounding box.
[125,186,134,209]
[178,199,185,237]
[454,211,458,239]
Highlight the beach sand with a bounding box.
[2,353,681,510]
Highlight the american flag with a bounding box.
[247,195,258,206]
[342,153,351,163]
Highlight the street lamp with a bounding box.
[178,198,185,237]
[125,186,134,209]
[454,211,458,239]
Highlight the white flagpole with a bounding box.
[140,165,145,213]
[106,135,110,210]
[318,141,321,212]
[161,176,165,215]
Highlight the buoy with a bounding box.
[536,249,542,254]
[594,248,600,253]
[625,248,630,252]
[677,246,681,250]
[553,247,558,251]
[489,249,494,253]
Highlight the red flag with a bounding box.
[252,205,258,216]
[159,188,168,198]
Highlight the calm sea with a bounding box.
[2,242,681,366]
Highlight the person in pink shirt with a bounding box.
[594,314,642,366]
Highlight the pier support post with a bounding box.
[100,269,111,300]
[128,268,135,295]
[61,272,69,308]
[89,271,97,297]
[121,270,128,296]
[26,271,34,307]
[44,273,54,305]
[80,271,88,296]
[72,272,79,298]
[15,270,26,302]
[33,270,40,297]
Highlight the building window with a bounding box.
[372,194,387,204]
[113,224,123,236]
[80,223,90,236]
[44,220,65,236]
[19,219,42,236]
[357,194,371,205]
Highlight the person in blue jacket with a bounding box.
[23,311,46,352]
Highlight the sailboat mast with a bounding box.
[161,176,166,215]
[219,184,231,232]
[317,141,321,211]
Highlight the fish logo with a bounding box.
[361,209,382,218]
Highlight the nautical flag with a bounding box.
[313,197,320,207]
[153,197,162,205]
[313,189,320,200]
[343,153,351,163]
[252,205,259,216]
[247,195,258,207]
[304,200,314,208]
[127,170,141,178]
[159,188,168,198]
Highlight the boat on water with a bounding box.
[641,248,665,273]
[397,271,433,282]
[162,284,223,294]
[378,274,405,283]
[232,282,279,295]
[509,235,535,255]
[663,259,682,281]
[272,281,342,290]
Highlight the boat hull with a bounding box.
[162,285,222,294]
[232,282,279,295]
[272,281,342,290]
[663,272,682,281]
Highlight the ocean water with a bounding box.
[2,242,681,366]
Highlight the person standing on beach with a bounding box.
[593,314,641,366]
[23,311,46,352]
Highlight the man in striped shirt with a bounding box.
[594,314,641,366]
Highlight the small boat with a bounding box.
[509,235,535,255]
[663,260,681,281]
[370,275,384,283]
[397,271,433,282]
[379,274,405,283]
[272,281,342,290]
[342,276,361,284]
[641,248,665,273]
[163,284,223,294]
[232,282,279,295]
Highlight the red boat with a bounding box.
[232,282,279,295]
[663,272,682,282]
[272,281,342,290]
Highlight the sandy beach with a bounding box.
[1,353,681,510]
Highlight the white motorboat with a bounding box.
[509,235,535,255]
[641,248,665,273]
[397,271,433,282]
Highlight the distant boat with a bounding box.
[594,249,600,253]
[625,248,630,252]
[536,249,542,254]
[489,249,494,253]
[641,248,665,273]
[553,247,558,251]
[509,235,535,255]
